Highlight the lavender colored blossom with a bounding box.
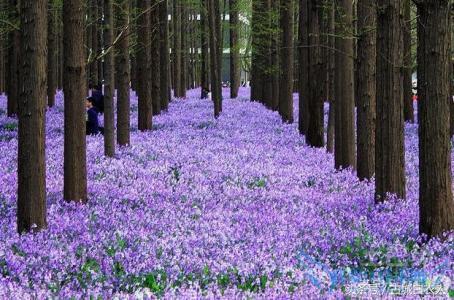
[0,89,451,298]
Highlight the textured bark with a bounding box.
[334,0,355,169]
[180,4,188,96]
[229,0,240,98]
[90,0,99,86]
[137,0,153,130]
[103,0,115,157]
[305,0,324,147]
[173,0,182,97]
[298,0,309,133]
[97,0,103,83]
[151,0,161,115]
[17,0,47,233]
[0,0,5,94]
[117,0,130,146]
[278,0,294,123]
[159,0,170,109]
[47,0,57,107]
[270,0,280,111]
[375,0,405,201]
[261,0,273,108]
[356,0,376,180]
[403,0,414,123]
[326,0,335,153]
[57,16,63,90]
[417,0,454,238]
[200,0,209,98]
[63,0,88,203]
[7,0,19,117]
[250,0,266,102]
[207,0,222,117]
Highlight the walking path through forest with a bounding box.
[0,89,452,298]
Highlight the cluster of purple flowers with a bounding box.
[0,88,451,298]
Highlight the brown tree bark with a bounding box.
[334,0,355,170]
[200,0,209,98]
[7,0,19,117]
[180,3,188,96]
[270,0,280,111]
[403,0,414,123]
[229,0,240,98]
[47,0,57,107]
[0,0,5,94]
[103,0,115,157]
[417,0,454,238]
[305,0,324,147]
[261,0,274,109]
[137,0,153,130]
[90,0,99,86]
[250,0,266,102]
[375,0,405,201]
[97,0,103,83]
[173,0,182,98]
[17,0,47,233]
[63,0,87,203]
[326,0,335,153]
[159,0,171,109]
[151,0,161,115]
[117,0,130,146]
[207,0,222,117]
[278,0,294,123]
[298,0,309,134]
[356,0,376,180]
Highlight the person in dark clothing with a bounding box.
[86,97,103,135]
[201,87,210,99]
[90,83,104,113]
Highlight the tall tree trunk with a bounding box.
[90,0,99,86]
[305,0,324,147]
[326,0,335,153]
[250,0,266,102]
[151,0,161,115]
[7,0,19,117]
[137,0,153,130]
[298,0,309,133]
[403,0,414,123]
[57,15,63,90]
[180,4,188,96]
[229,0,240,98]
[117,0,130,146]
[0,0,5,94]
[375,0,405,201]
[173,0,182,97]
[103,0,115,157]
[270,0,280,111]
[208,0,222,117]
[200,0,209,98]
[261,0,273,109]
[17,0,47,233]
[159,0,171,109]
[47,0,57,107]
[278,0,294,123]
[356,0,376,180]
[417,0,454,238]
[334,0,355,169]
[63,0,87,203]
[97,0,103,83]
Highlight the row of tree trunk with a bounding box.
[2,0,453,238]
[249,0,453,238]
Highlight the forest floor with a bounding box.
[0,88,452,298]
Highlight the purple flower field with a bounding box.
[0,88,452,298]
